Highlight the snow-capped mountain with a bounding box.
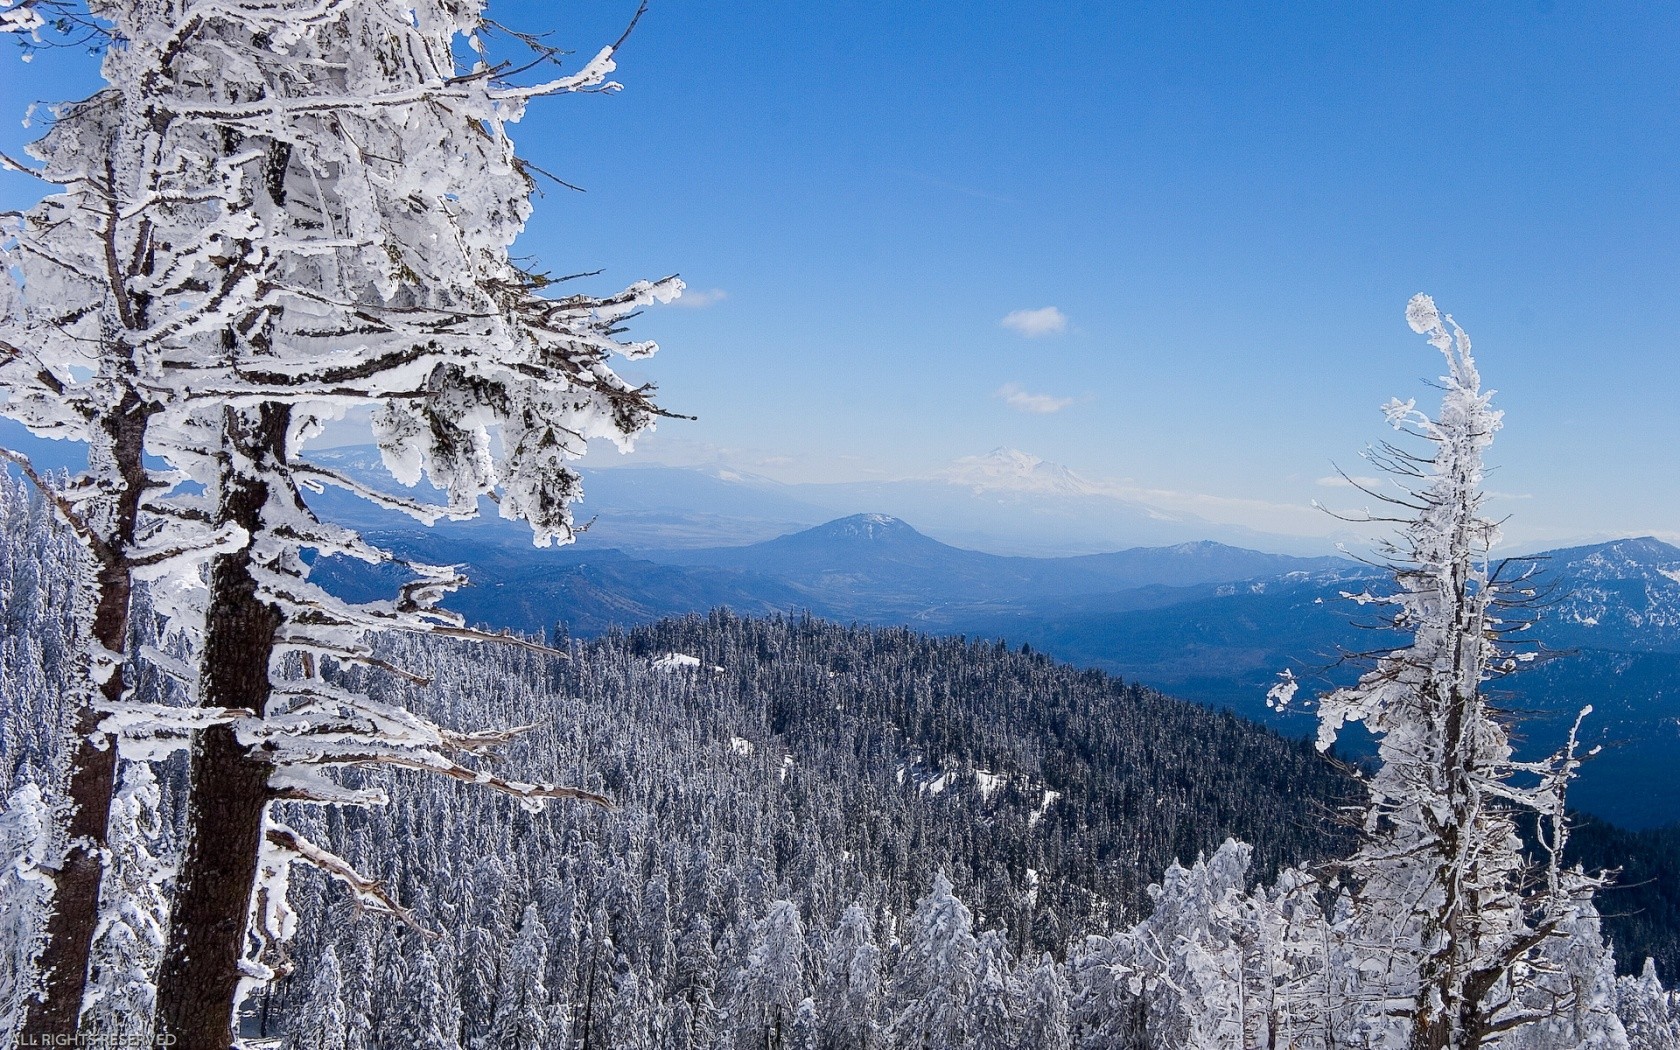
[808,511,930,541]
[1532,537,1680,651]
[928,447,1111,499]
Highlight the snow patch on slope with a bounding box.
[652,652,701,671]
[1029,789,1062,827]
[652,652,723,673]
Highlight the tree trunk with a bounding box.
[154,405,287,1048]
[21,387,148,1038]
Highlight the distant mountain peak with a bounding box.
[931,448,1103,498]
[1544,536,1680,582]
[815,513,922,541]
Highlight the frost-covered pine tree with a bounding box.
[732,899,811,1050]
[0,786,53,1037]
[0,53,175,1029]
[970,929,1022,1050]
[1069,928,1147,1049]
[1120,839,1257,1049]
[887,872,980,1050]
[6,0,680,1041]
[287,945,349,1050]
[78,762,169,1040]
[488,903,551,1048]
[1615,961,1680,1050]
[815,903,883,1050]
[1271,294,1623,1049]
[1017,952,1073,1050]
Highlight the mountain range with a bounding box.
[299,442,1354,556]
[13,435,1663,825]
[308,463,1680,829]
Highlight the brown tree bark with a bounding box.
[20,386,149,1038]
[153,404,288,1048]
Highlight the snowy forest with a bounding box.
[2,0,1680,1047]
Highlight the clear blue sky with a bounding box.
[3,1,1677,550]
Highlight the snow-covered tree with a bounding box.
[0,786,53,1037]
[5,0,679,1040]
[816,903,882,1050]
[1017,952,1072,1050]
[488,903,551,1048]
[970,929,1022,1050]
[732,899,811,1050]
[0,78,171,1027]
[1120,839,1258,1049]
[79,761,169,1039]
[1271,294,1624,1049]
[887,872,979,1050]
[287,945,349,1050]
[1069,929,1146,1049]
[1616,961,1680,1050]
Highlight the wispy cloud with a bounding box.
[889,167,1013,203]
[1000,306,1068,338]
[1316,474,1385,490]
[668,287,728,309]
[996,383,1074,414]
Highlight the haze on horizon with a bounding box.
[1,1,1674,554]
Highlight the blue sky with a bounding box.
[3,1,1678,550]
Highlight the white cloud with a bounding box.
[1000,306,1068,338]
[996,383,1074,414]
[1316,474,1385,490]
[668,287,728,308]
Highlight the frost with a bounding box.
[1405,292,1441,335]
[1264,669,1298,711]
[0,0,671,1026]
[1269,295,1617,1045]
[0,1,43,33]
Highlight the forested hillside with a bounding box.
[6,474,1680,1045]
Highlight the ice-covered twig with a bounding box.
[263,824,434,937]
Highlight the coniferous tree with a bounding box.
[1271,295,1623,1048]
[287,946,349,1050]
[888,873,979,1050]
[489,903,551,1048]
[1616,961,1680,1050]
[733,900,811,1050]
[4,0,674,1038]
[0,786,52,1036]
[1016,952,1072,1050]
[79,762,169,1039]
[971,929,1022,1050]
[816,904,883,1050]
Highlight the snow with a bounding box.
[0,2,43,33]
[932,447,1105,498]
[730,736,754,757]
[1028,789,1062,827]
[652,652,702,672]
[974,769,1005,801]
